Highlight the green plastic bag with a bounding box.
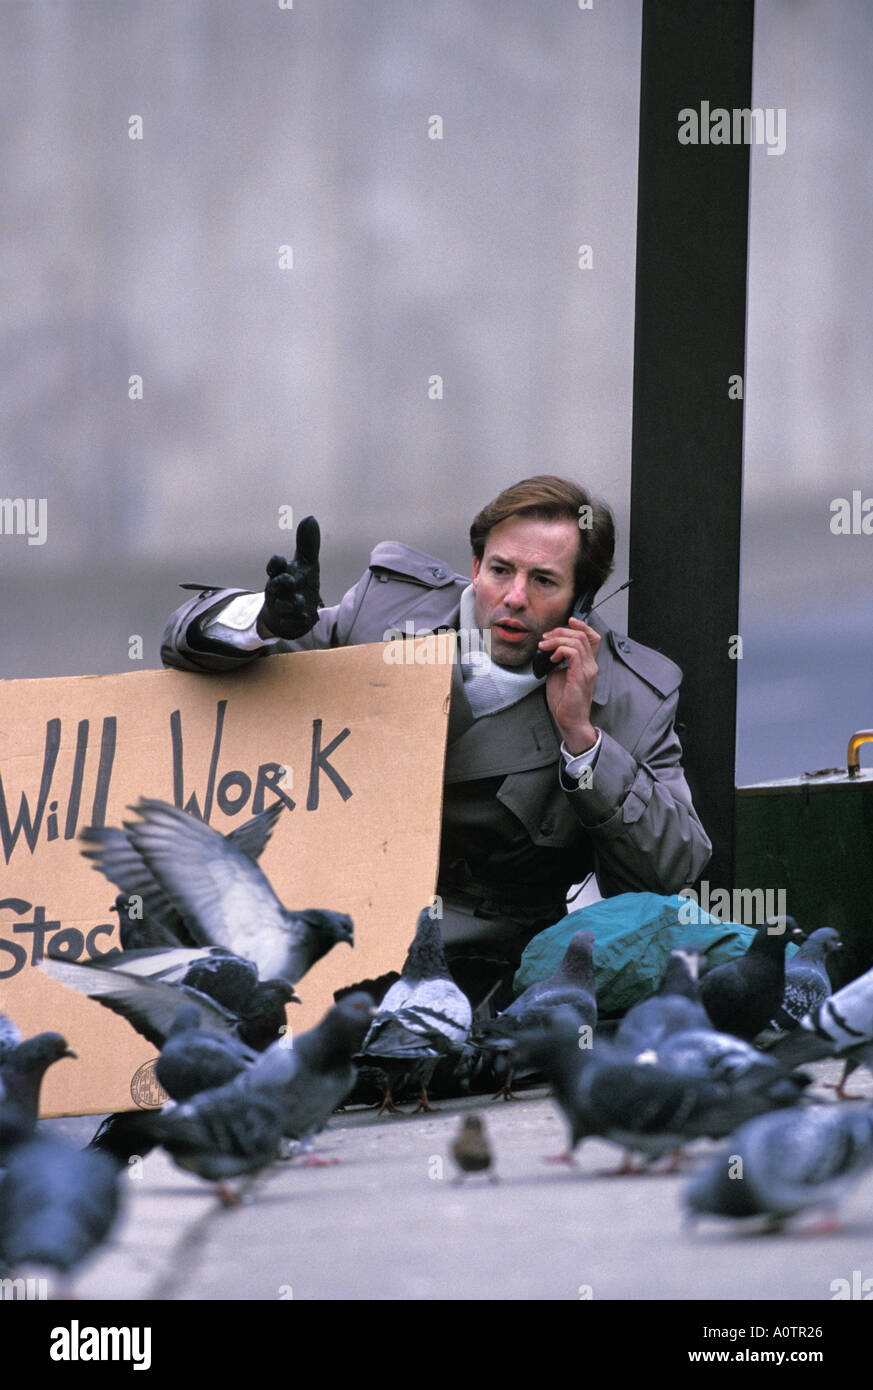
[513,892,797,1017]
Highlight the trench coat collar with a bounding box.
[443,609,613,779]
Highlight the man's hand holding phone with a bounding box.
[539,614,601,755]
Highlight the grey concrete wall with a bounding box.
[1,1,870,784]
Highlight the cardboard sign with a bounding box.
[0,640,454,1116]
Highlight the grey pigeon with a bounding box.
[94,1048,295,1203]
[684,1103,873,1231]
[501,930,597,1030]
[770,963,873,1098]
[262,992,376,1158]
[511,1012,806,1172]
[476,928,597,1099]
[613,947,711,1055]
[94,993,375,1190]
[85,798,354,985]
[155,1003,258,1100]
[43,943,299,1053]
[699,922,793,1041]
[0,1135,122,1289]
[82,799,287,949]
[358,910,473,1114]
[653,1028,811,1110]
[0,1033,77,1159]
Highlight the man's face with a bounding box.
[472,515,579,669]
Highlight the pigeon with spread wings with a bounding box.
[82,797,354,987]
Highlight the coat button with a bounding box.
[377,573,389,582]
[429,567,446,580]
[539,819,554,836]
[617,638,631,653]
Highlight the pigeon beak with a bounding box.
[64,1048,78,1060]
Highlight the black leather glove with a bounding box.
[259,516,323,639]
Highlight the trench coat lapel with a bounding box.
[443,610,613,777]
[444,688,561,782]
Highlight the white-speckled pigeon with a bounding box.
[357,910,472,1114]
[768,926,842,1033]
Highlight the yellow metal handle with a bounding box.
[847,730,873,777]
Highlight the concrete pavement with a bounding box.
[30,1059,873,1303]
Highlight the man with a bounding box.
[161,476,711,1007]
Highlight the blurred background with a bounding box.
[1,0,870,786]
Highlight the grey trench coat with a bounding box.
[161,541,712,961]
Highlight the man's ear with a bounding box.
[471,554,480,589]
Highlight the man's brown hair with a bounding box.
[469,475,615,599]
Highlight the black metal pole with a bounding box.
[628,0,754,892]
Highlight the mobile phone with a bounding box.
[532,583,599,679]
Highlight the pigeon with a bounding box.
[91,1049,294,1203]
[334,971,401,1008]
[684,1103,873,1232]
[510,1012,806,1172]
[0,1033,77,1159]
[451,1113,496,1183]
[475,929,597,1099]
[612,947,711,1055]
[770,963,873,1099]
[698,921,793,1041]
[83,799,287,949]
[357,909,473,1114]
[155,1004,258,1101]
[0,1135,122,1292]
[62,942,300,1050]
[40,950,291,1053]
[96,993,375,1193]
[767,926,842,1032]
[0,1013,22,1062]
[263,992,376,1158]
[83,797,354,986]
[652,1028,811,1110]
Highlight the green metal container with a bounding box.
[734,756,873,990]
